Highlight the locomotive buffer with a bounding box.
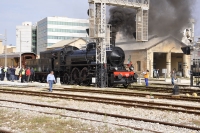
[88,0,150,87]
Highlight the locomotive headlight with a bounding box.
[115,67,118,70]
[129,66,134,71]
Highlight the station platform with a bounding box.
[137,78,191,86]
[0,81,49,87]
[0,78,192,87]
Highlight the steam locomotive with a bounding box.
[26,43,138,87]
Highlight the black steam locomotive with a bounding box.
[26,43,138,87]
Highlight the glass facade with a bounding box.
[47,28,86,33]
[32,28,37,53]
[37,17,89,55]
[47,21,89,26]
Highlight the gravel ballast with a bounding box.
[0,93,200,133]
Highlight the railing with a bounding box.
[88,0,149,9]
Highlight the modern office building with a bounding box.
[16,22,37,53]
[37,17,89,54]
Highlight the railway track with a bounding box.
[0,84,200,102]
[0,83,199,95]
[128,85,200,94]
[59,88,200,102]
[1,99,200,131]
[0,89,200,115]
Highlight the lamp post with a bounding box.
[20,31,22,68]
[17,30,28,69]
[0,30,7,81]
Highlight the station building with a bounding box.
[117,35,190,78]
[46,38,87,50]
[37,17,89,55]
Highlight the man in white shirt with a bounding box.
[46,71,56,92]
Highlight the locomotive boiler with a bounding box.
[26,42,138,87]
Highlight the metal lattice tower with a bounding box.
[88,0,150,87]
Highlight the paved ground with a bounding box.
[0,77,191,87]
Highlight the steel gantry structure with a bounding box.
[88,0,150,87]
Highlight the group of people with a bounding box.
[143,68,177,87]
[0,65,55,92]
[0,66,35,83]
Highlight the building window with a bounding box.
[47,21,89,27]
[137,61,141,71]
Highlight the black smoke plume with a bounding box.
[108,0,195,41]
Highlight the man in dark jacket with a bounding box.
[10,66,15,82]
[30,67,35,82]
[1,66,5,81]
[7,66,11,81]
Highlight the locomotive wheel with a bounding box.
[80,67,90,86]
[63,73,70,84]
[71,68,80,85]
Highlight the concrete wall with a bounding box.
[0,58,16,67]
[171,54,183,71]
[7,47,16,53]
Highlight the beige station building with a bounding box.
[46,38,87,50]
[0,40,16,54]
[117,35,190,78]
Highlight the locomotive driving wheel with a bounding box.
[71,68,80,85]
[63,73,70,84]
[80,67,90,86]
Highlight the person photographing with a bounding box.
[143,70,149,87]
[46,71,56,92]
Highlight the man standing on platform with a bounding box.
[46,71,56,92]
[26,67,31,82]
[10,66,15,82]
[7,66,11,81]
[30,67,35,82]
[19,67,26,83]
[143,70,149,87]
[15,66,20,80]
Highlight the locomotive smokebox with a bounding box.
[107,47,125,67]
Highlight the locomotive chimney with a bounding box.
[110,26,116,47]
